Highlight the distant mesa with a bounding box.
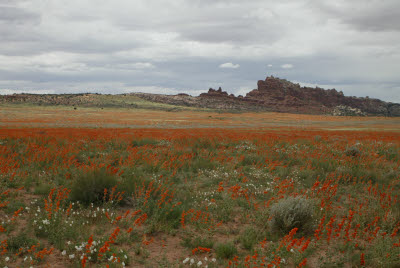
[1,75,399,116]
[197,76,400,116]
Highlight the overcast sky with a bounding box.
[0,0,399,102]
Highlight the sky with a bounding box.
[0,0,399,102]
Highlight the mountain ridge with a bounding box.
[1,76,399,116]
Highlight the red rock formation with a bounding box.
[200,87,231,98]
[198,76,400,116]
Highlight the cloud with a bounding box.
[0,89,55,95]
[0,0,398,103]
[219,62,240,69]
[113,62,155,70]
[309,0,400,32]
[281,64,293,69]
[0,6,40,24]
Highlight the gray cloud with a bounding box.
[0,0,399,104]
[111,1,284,45]
[0,6,40,23]
[0,5,41,45]
[310,0,400,32]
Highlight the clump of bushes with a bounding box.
[239,227,258,250]
[131,138,159,147]
[215,242,237,259]
[314,135,322,142]
[345,145,361,157]
[269,196,315,235]
[7,233,39,252]
[69,168,119,205]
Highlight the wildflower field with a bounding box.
[0,106,399,267]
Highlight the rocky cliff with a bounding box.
[197,76,400,116]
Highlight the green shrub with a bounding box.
[239,227,258,250]
[189,157,215,172]
[215,242,237,259]
[239,154,264,166]
[182,236,214,249]
[314,135,322,142]
[131,138,159,147]
[145,201,183,233]
[69,168,119,205]
[193,138,215,151]
[377,146,398,161]
[345,146,361,157]
[269,196,315,235]
[34,183,53,196]
[4,200,25,214]
[7,233,39,252]
[33,212,80,249]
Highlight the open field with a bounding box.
[2,105,400,130]
[0,105,399,267]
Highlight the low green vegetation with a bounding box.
[0,127,399,267]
